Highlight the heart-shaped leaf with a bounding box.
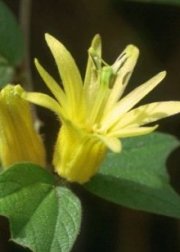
[0,163,81,252]
[85,132,180,218]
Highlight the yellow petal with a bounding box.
[104,45,139,113]
[45,33,83,112]
[34,58,66,107]
[23,92,63,118]
[96,135,122,152]
[88,82,110,124]
[102,71,166,130]
[109,125,158,138]
[83,35,102,114]
[112,101,180,130]
[84,34,102,88]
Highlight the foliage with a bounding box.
[0,163,81,252]
[85,132,180,219]
[0,1,180,251]
[0,1,24,87]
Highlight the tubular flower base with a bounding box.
[53,124,107,183]
[0,85,46,168]
[23,34,180,183]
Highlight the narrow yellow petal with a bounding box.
[83,35,102,115]
[104,45,139,113]
[109,125,158,138]
[96,135,122,152]
[102,71,166,130]
[45,33,83,111]
[34,58,66,106]
[23,92,63,118]
[88,83,110,124]
[84,34,102,88]
[112,101,180,130]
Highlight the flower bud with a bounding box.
[0,84,46,168]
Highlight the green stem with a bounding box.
[19,0,33,91]
[19,0,42,131]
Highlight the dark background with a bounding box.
[0,0,180,251]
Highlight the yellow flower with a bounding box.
[23,34,180,183]
[0,84,46,168]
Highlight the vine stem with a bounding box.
[19,0,42,131]
[19,0,33,91]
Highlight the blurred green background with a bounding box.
[0,0,180,251]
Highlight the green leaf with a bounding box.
[120,0,180,6]
[85,132,180,218]
[0,1,24,65]
[0,56,14,87]
[0,1,24,87]
[0,163,81,252]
